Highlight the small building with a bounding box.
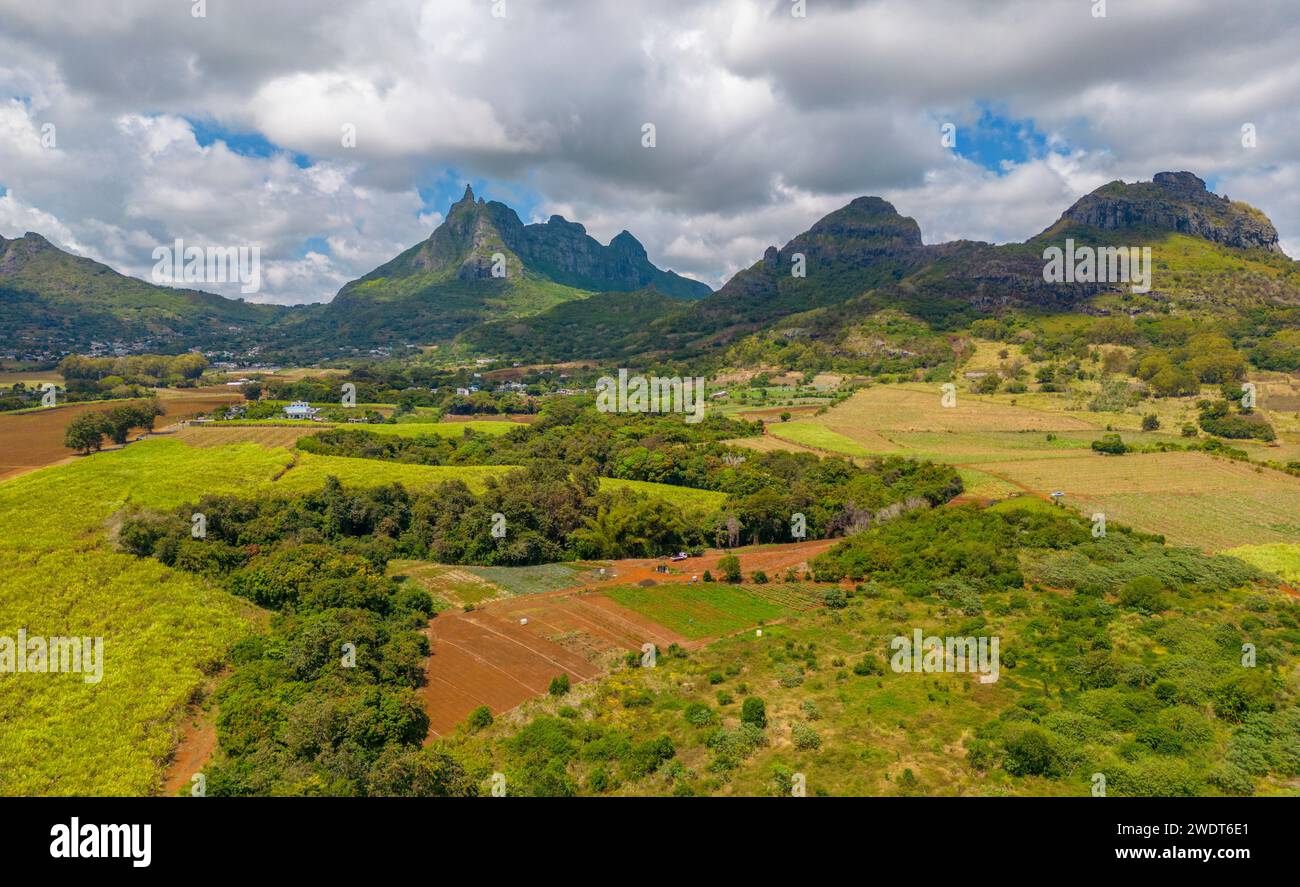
[283,401,319,420]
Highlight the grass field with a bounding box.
[975,451,1300,550]
[603,583,795,639]
[0,440,280,794]
[766,422,877,457]
[1223,543,1300,583]
[600,477,728,510]
[360,421,519,438]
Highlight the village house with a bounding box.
[283,401,319,420]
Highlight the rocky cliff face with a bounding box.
[0,232,58,274]
[1046,171,1283,253]
[372,185,710,298]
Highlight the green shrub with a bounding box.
[741,696,767,729]
[466,705,494,733]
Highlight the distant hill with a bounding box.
[0,232,287,357]
[304,186,710,350]
[461,172,1299,365]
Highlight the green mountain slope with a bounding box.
[0,232,287,356]
[308,186,710,351]
[461,172,1299,366]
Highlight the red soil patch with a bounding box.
[420,539,837,736]
[160,711,217,797]
[0,390,242,482]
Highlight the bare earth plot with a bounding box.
[0,389,241,481]
[420,540,835,736]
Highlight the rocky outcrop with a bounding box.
[371,184,710,298]
[1046,171,1283,253]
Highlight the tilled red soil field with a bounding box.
[421,539,837,737]
[0,389,241,481]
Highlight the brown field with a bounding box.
[734,405,824,422]
[420,539,834,736]
[0,370,64,386]
[822,384,1098,435]
[976,451,1300,550]
[723,434,823,456]
[0,390,241,481]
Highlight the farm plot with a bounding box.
[0,439,281,794]
[274,452,510,494]
[816,384,1097,435]
[386,561,504,608]
[462,562,604,597]
[975,451,1300,550]
[766,422,878,457]
[361,421,518,438]
[170,423,320,449]
[602,583,793,639]
[0,390,243,481]
[422,589,682,736]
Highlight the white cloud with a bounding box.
[0,0,1295,305]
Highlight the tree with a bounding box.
[64,413,109,454]
[718,554,742,583]
[741,696,767,729]
[466,705,494,733]
[1090,434,1128,455]
[1119,576,1166,615]
[548,673,570,696]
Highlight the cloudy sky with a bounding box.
[1,0,1297,304]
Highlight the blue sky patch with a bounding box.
[948,104,1050,172]
[187,117,311,167]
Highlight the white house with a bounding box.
[283,401,319,420]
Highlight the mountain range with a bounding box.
[3,172,1296,365]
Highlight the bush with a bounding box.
[1001,726,1065,777]
[718,555,742,583]
[1090,434,1128,455]
[741,696,767,729]
[1118,576,1166,615]
[792,722,821,750]
[683,702,716,727]
[466,705,494,733]
[549,674,571,696]
[750,569,769,584]
[1141,414,1160,431]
